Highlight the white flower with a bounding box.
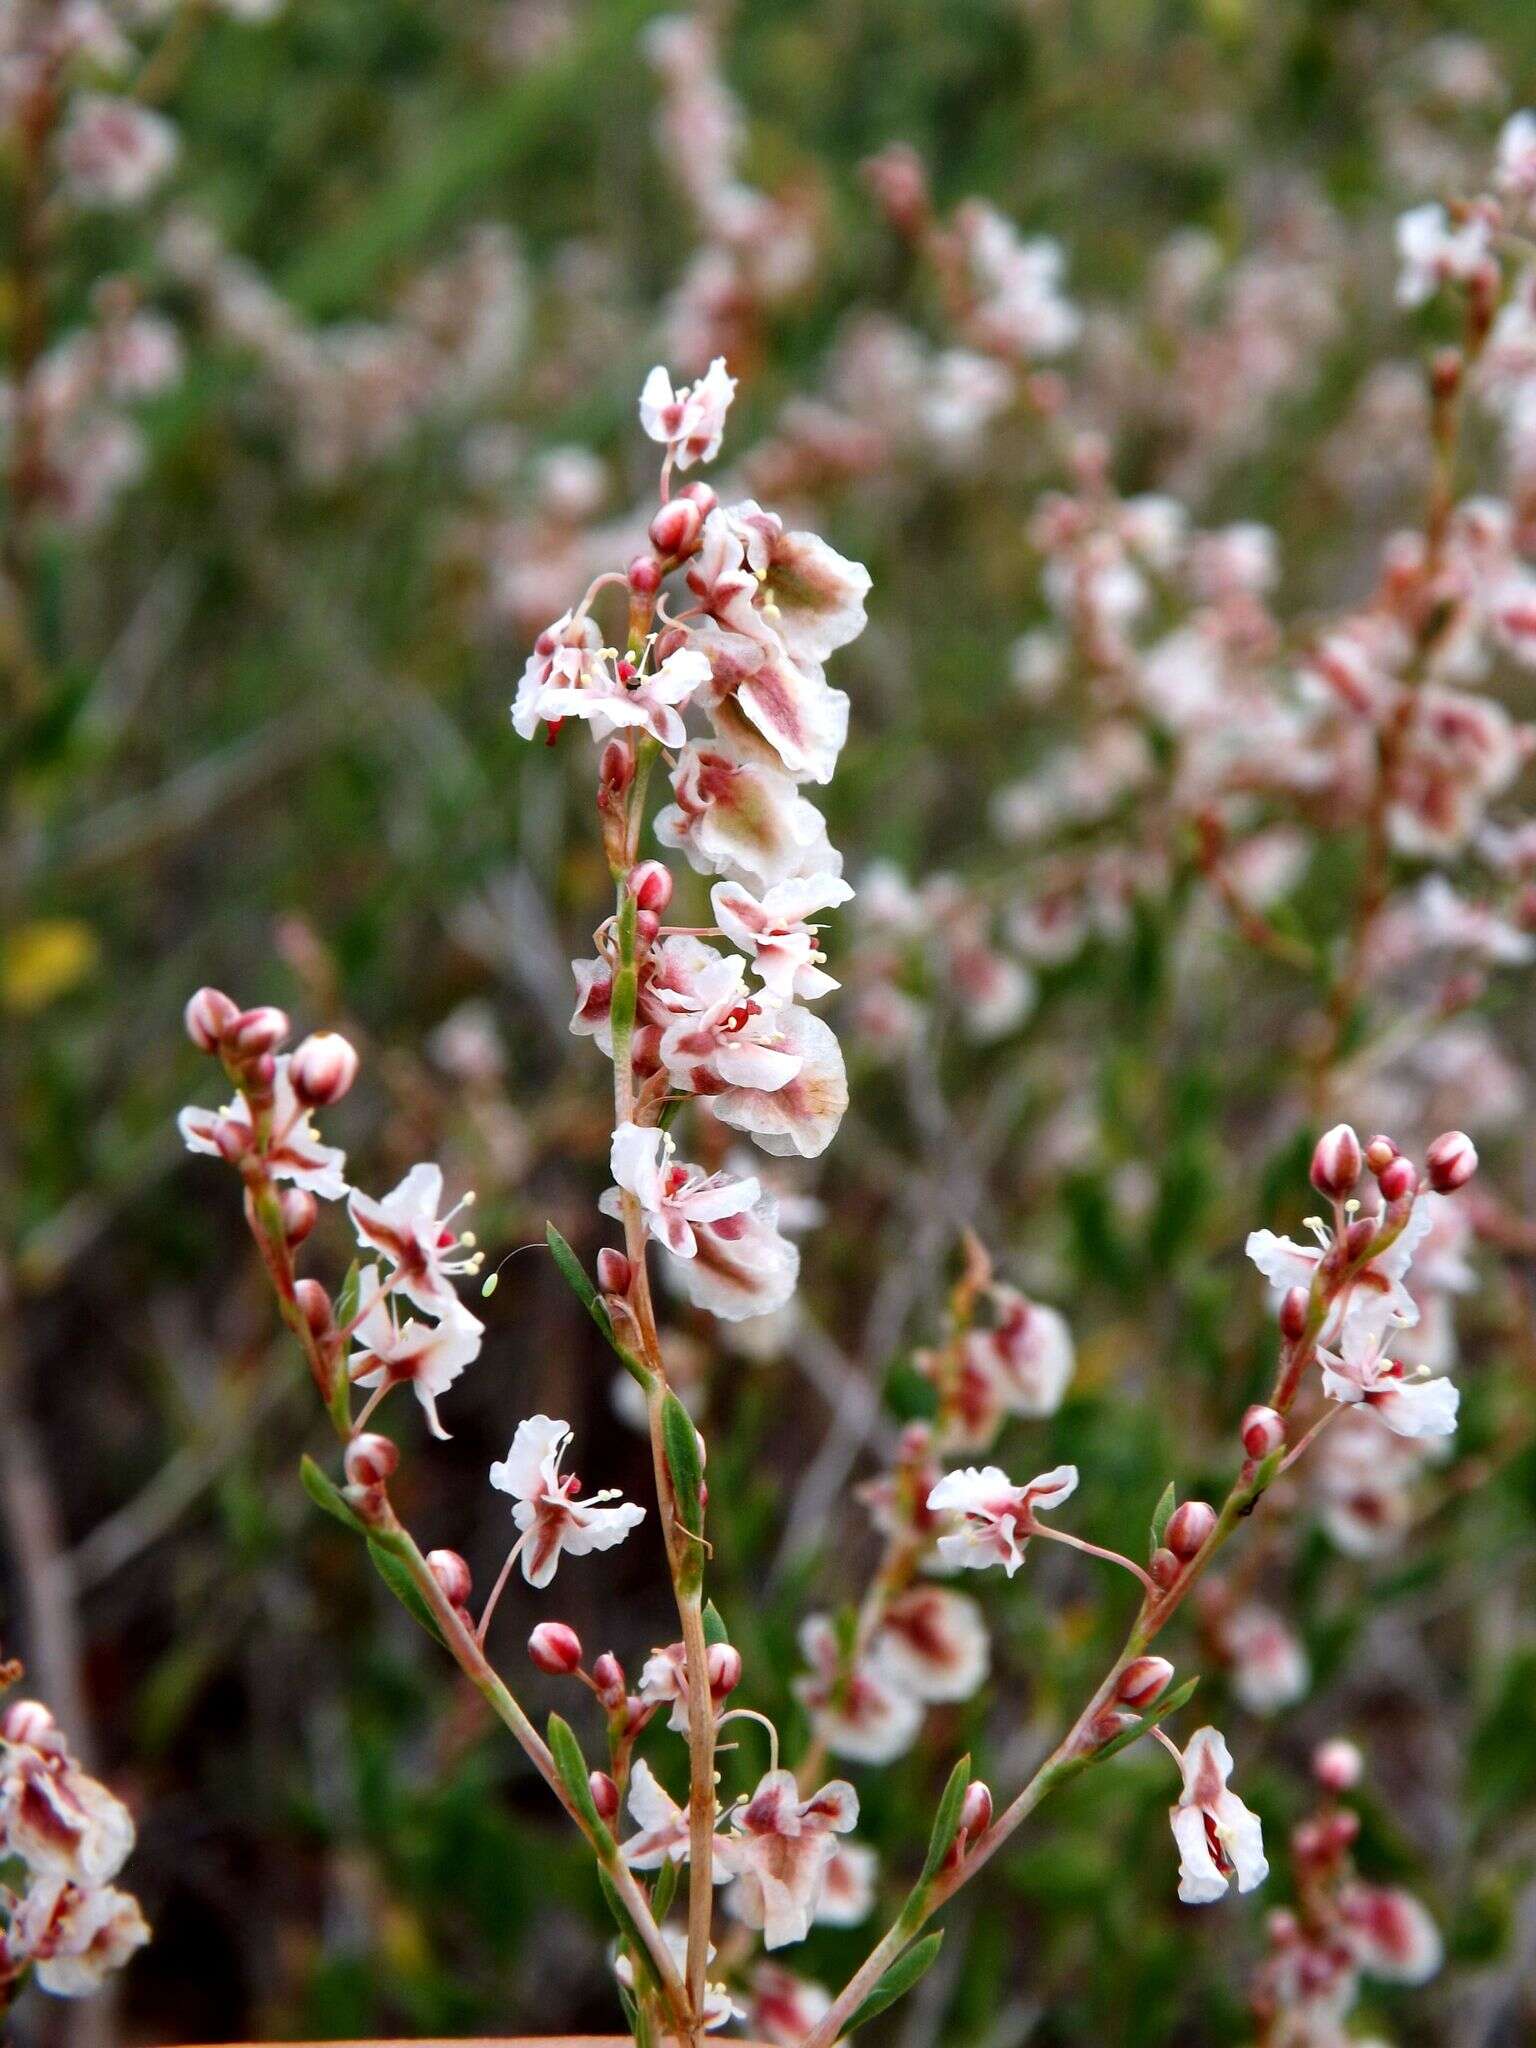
[58,96,177,208]
[178,1057,348,1199]
[604,1122,760,1258]
[710,1003,849,1160]
[1395,202,1493,307]
[348,1266,483,1441]
[537,645,712,750]
[925,1462,1079,1577]
[348,1162,482,1315]
[816,1840,878,1926]
[0,1731,134,1887]
[701,501,872,668]
[1317,1320,1459,1440]
[1222,1603,1310,1716]
[620,1757,700,1870]
[655,741,843,891]
[657,957,805,1095]
[1337,1883,1443,1984]
[639,356,737,469]
[488,1414,645,1587]
[959,1286,1074,1424]
[512,609,602,739]
[750,1964,837,2047]
[793,1615,923,1765]
[1245,1199,1434,1340]
[1494,110,1536,209]
[711,873,854,1002]
[870,1587,990,1703]
[690,616,850,786]
[717,1768,859,1949]
[1168,1727,1268,1905]
[13,1876,150,1996]
[615,1927,740,2030]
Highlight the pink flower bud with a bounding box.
[344,1433,398,1489]
[1343,1216,1377,1260]
[648,498,703,558]
[861,144,930,234]
[677,480,717,517]
[1280,1286,1309,1342]
[1377,1155,1416,1203]
[628,860,674,913]
[244,1052,277,1095]
[599,738,635,797]
[1322,1809,1360,1854]
[1425,1129,1477,1193]
[1364,1134,1398,1173]
[1312,1738,1363,1793]
[589,1769,620,1823]
[635,908,661,944]
[185,985,238,1053]
[707,1642,743,1698]
[596,1247,632,1295]
[592,1651,626,1708]
[1310,1123,1362,1197]
[208,1114,253,1163]
[1242,1404,1286,1460]
[427,1549,473,1607]
[1149,1546,1180,1587]
[528,1621,584,1676]
[1165,1500,1216,1559]
[0,1700,56,1745]
[958,1779,993,1842]
[627,553,663,596]
[278,1188,318,1246]
[294,1277,333,1338]
[290,1030,359,1107]
[1116,1655,1175,1709]
[229,1005,291,1058]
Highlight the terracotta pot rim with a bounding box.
[170,2038,778,2046]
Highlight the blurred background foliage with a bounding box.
[5,0,1536,2042]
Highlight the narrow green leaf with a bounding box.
[546,1222,652,1389]
[919,1754,972,1886]
[548,1712,612,1848]
[335,1259,362,1331]
[662,1392,704,1541]
[702,1601,730,1648]
[650,1854,679,1922]
[366,1538,445,1644]
[1091,1675,1200,1768]
[848,1931,945,2032]
[597,1867,656,1991]
[1149,1480,1176,1553]
[299,1453,368,1535]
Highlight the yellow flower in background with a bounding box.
[3,919,99,1012]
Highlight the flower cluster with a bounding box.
[0,1688,149,2006]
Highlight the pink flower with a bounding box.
[815,1840,877,1927]
[512,609,602,739]
[793,1615,922,1764]
[1337,1883,1442,1984]
[750,1964,837,2046]
[717,1768,859,1949]
[711,874,853,1002]
[698,501,871,668]
[710,1003,849,1160]
[925,1462,1079,1577]
[1168,1727,1269,1904]
[1395,203,1495,307]
[870,1586,990,1703]
[0,1730,134,1887]
[1317,1321,1459,1439]
[178,1057,348,1199]
[488,1414,645,1588]
[538,644,712,750]
[1221,1603,1310,1716]
[348,1266,483,1441]
[1245,1199,1433,1341]
[639,357,737,468]
[1385,685,1524,858]
[13,1876,150,1996]
[959,1285,1075,1423]
[348,1163,482,1315]
[604,1122,760,1257]
[655,741,842,891]
[58,96,178,208]
[690,616,850,786]
[657,960,805,1095]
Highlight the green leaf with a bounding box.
[650,1854,680,1922]
[848,1930,945,2032]
[1091,1676,1199,1768]
[1149,1481,1176,1553]
[919,1754,972,1886]
[548,1712,612,1848]
[299,1453,368,1535]
[702,1601,730,1648]
[661,1392,705,1573]
[546,1222,652,1389]
[366,1538,445,1645]
[597,1867,656,1990]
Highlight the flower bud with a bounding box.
[596,1247,632,1296]
[958,1779,992,1842]
[344,1432,398,1489]
[291,1030,359,1107]
[1343,1216,1377,1261]
[1266,1908,1301,1946]
[627,552,663,596]
[1312,1737,1363,1793]
[636,908,661,944]
[592,1652,627,1709]
[652,622,688,663]
[1116,1655,1175,1709]
[1377,1155,1416,1203]
[207,1114,252,1163]
[1149,1546,1180,1587]
[589,1769,620,1823]
[599,738,635,799]
[628,860,673,913]
[244,1052,277,1096]
[278,1187,319,1246]
[677,480,717,518]
[1279,1286,1309,1342]
[707,1642,743,1698]
[1425,1129,1477,1193]
[0,1699,56,1746]
[229,1005,291,1059]
[1364,1134,1398,1173]
[649,497,703,558]
[185,985,239,1053]
[294,1277,333,1338]
[427,1549,473,1607]
[1310,1123,1362,1197]
[1322,1808,1360,1853]
[1241,1404,1285,1460]
[1165,1500,1216,1559]
[528,1620,584,1676]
